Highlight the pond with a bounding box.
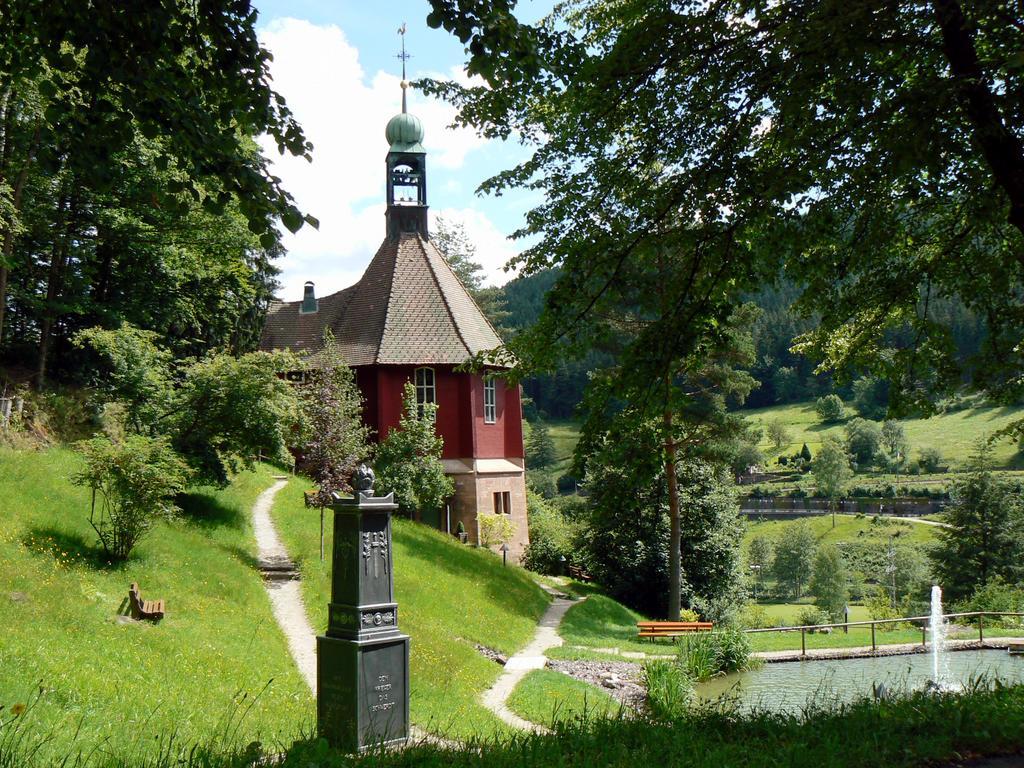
[696,650,1024,713]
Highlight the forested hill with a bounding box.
[495,268,993,418]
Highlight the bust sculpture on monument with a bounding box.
[353,463,375,494]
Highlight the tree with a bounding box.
[525,418,556,469]
[748,535,772,597]
[809,546,849,622]
[844,418,882,467]
[74,324,299,484]
[729,440,764,477]
[800,443,812,463]
[771,367,800,404]
[812,436,853,528]
[930,447,1024,601]
[815,395,845,423]
[765,419,790,451]
[425,0,1024,413]
[881,420,909,466]
[297,330,372,507]
[72,434,189,560]
[580,421,746,620]
[432,215,509,329]
[0,2,315,349]
[851,377,889,420]
[771,521,817,599]
[374,382,454,520]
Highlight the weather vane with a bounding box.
[397,22,411,112]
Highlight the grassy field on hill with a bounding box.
[522,419,581,479]
[745,401,1024,471]
[0,448,311,763]
[269,478,551,740]
[743,513,938,549]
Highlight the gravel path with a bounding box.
[480,592,580,732]
[252,478,318,694]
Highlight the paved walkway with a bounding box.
[251,478,318,693]
[480,589,581,732]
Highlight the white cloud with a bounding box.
[257,18,518,302]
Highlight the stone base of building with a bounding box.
[441,458,530,563]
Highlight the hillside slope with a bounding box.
[270,478,550,739]
[745,401,1024,470]
[0,448,311,762]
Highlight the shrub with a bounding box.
[918,446,943,473]
[643,661,692,720]
[527,472,558,499]
[740,603,772,629]
[522,492,580,575]
[478,513,517,547]
[815,394,844,422]
[72,435,190,560]
[960,578,1024,626]
[677,628,756,681]
[796,606,831,627]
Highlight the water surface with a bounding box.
[696,649,1024,713]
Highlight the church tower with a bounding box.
[384,82,429,240]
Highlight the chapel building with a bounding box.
[259,83,529,561]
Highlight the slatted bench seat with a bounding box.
[128,582,165,621]
[567,564,592,582]
[637,621,713,640]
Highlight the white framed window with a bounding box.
[493,491,512,515]
[483,377,496,424]
[414,367,435,418]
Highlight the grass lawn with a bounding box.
[745,400,1024,470]
[269,477,551,740]
[743,513,938,550]
[506,670,619,726]
[0,448,311,763]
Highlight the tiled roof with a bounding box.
[259,233,506,367]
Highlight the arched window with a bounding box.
[414,367,435,418]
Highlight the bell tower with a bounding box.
[385,27,428,240]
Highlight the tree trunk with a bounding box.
[932,0,1024,236]
[664,403,681,621]
[36,188,74,387]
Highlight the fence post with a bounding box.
[871,622,876,652]
[801,627,806,656]
[921,620,926,646]
[979,614,984,644]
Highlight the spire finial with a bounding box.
[397,22,411,113]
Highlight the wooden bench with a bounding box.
[128,582,165,621]
[637,621,713,640]
[567,564,592,582]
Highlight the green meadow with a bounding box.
[0,448,311,762]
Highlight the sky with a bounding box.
[252,0,555,302]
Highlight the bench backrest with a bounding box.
[637,621,713,629]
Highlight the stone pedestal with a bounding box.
[317,487,409,752]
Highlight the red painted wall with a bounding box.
[354,364,523,461]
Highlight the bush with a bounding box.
[527,472,558,499]
[815,394,844,422]
[677,628,756,681]
[643,661,692,720]
[522,492,580,575]
[740,603,772,629]
[960,579,1024,626]
[918,446,943,473]
[478,513,517,547]
[796,606,831,627]
[72,435,190,560]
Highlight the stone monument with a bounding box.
[317,464,409,752]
